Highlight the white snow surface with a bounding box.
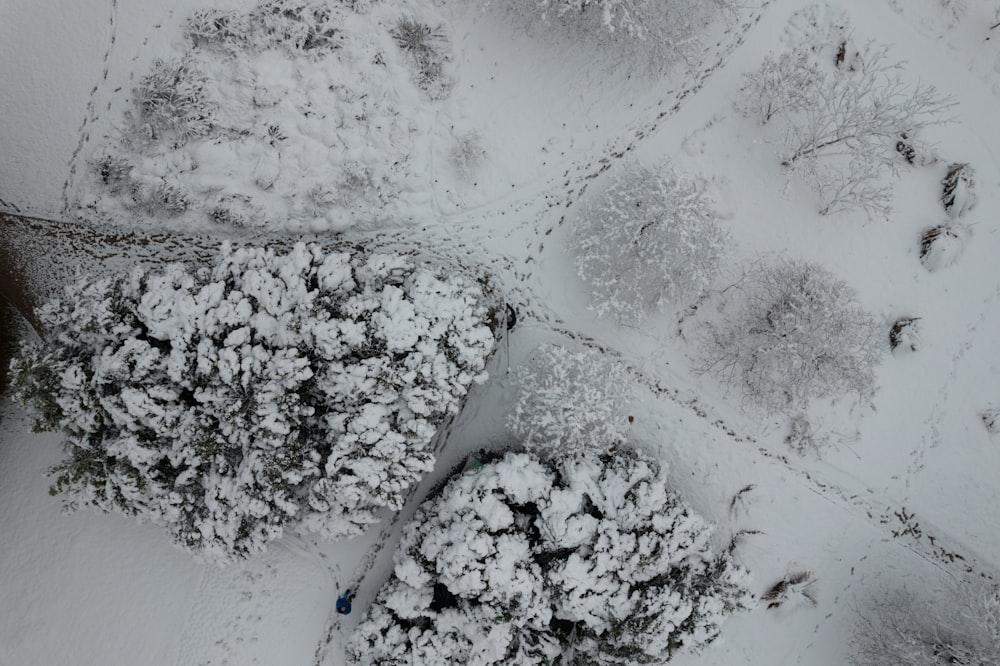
[3,0,1000,664]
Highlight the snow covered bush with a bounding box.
[522,0,734,72]
[889,317,921,354]
[699,260,881,413]
[348,449,754,664]
[941,162,977,218]
[570,161,730,324]
[920,223,970,272]
[76,0,423,232]
[849,582,1000,666]
[390,17,454,100]
[895,132,938,167]
[507,344,633,457]
[9,243,497,562]
[761,571,817,610]
[185,0,343,56]
[451,131,485,180]
[739,38,954,217]
[129,57,216,145]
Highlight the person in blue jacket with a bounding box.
[336,590,356,615]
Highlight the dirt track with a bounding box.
[0,211,244,330]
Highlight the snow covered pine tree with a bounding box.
[10,243,497,562]
[349,449,753,664]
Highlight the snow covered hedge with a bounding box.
[349,449,754,664]
[10,243,497,562]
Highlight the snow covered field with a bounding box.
[2,0,999,664]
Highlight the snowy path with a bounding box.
[61,0,118,216]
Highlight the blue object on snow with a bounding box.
[506,303,517,331]
[336,590,355,615]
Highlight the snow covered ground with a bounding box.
[2,0,1000,664]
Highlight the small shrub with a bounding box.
[727,529,764,555]
[90,153,135,195]
[390,17,453,100]
[889,317,921,354]
[834,38,860,71]
[337,161,380,208]
[762,571,817,609]
[849,583,1000,666]
[920,223,969,272]
[185,9,250,49]
[982,407,1000,435]
[729,484,756,516]
[895,132,937,167]
[137,179,189,216]
[941,162,977,218]
[131,58,215,143]
[785,414,827,454]
[186,0,343,55]
[349,449,755,664]
[210,195,257,227]
[451,131,485,180]
[253,0,342,54]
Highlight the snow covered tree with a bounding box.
[738,41,954,217]
[570,161,730,324]
[534,0,665,37]
[348,448,754,664]
[507,343,633,457]
[525,0,734,72]
[698,260,881,413]
[531,0,734,38]
[849,583,1000,666]
[9,242,497,562]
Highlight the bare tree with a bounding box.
[698,260,881,413]
[739,42,955,216]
